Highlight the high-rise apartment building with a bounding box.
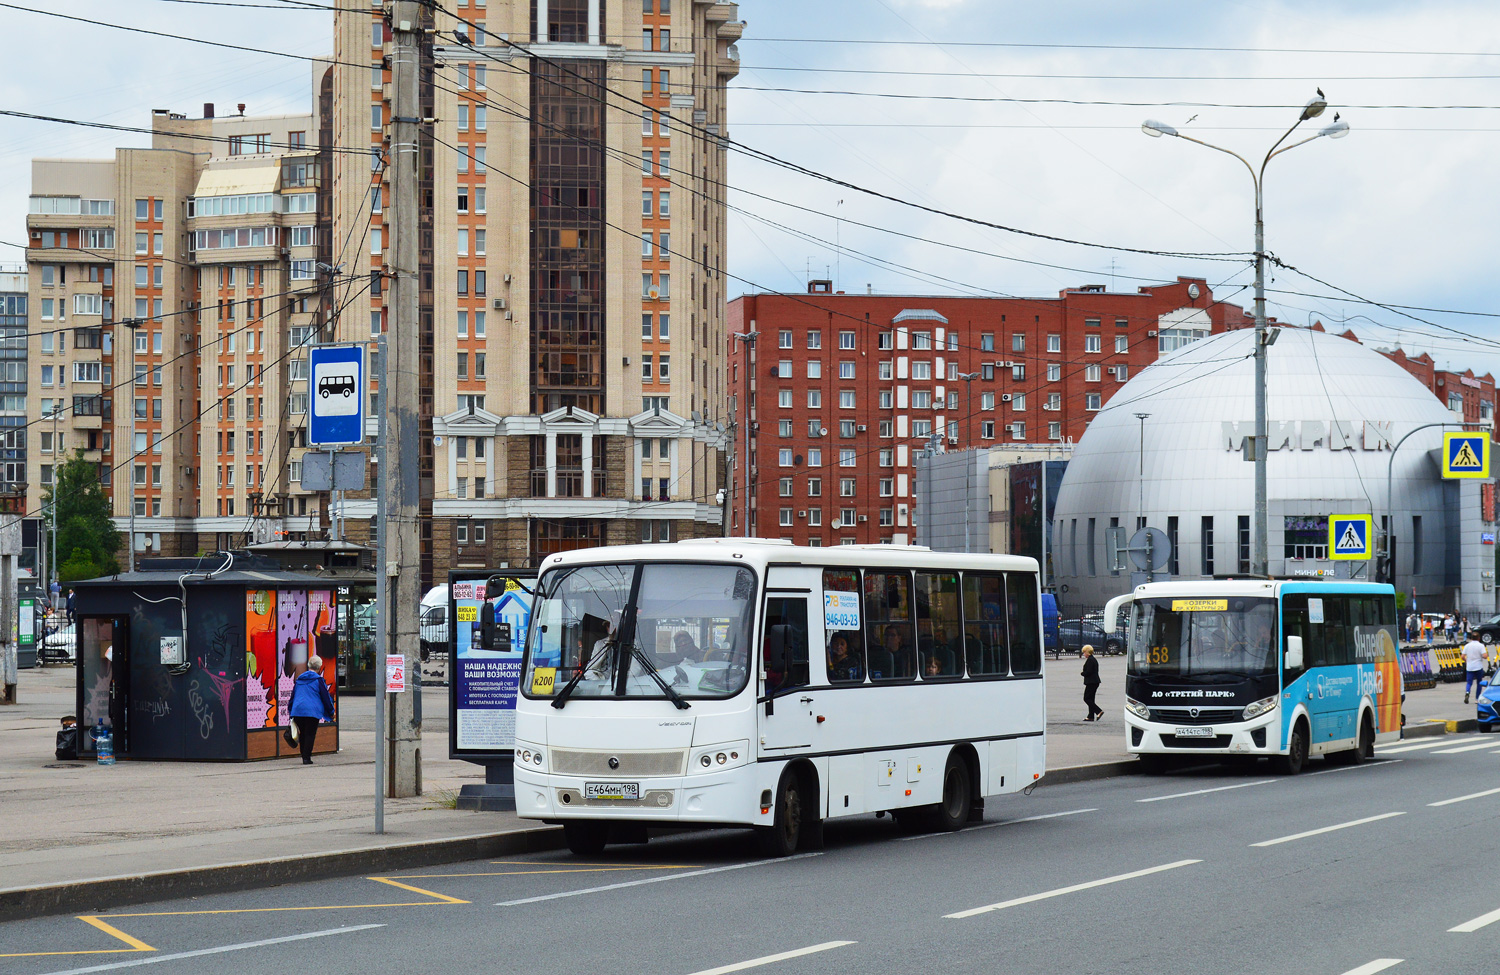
[26,105,334,556]
[330,0,742,580]
[0,269,27,513]
[727,278,1267,545]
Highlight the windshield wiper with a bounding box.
[630,646,691,710]
[550,642,603,710]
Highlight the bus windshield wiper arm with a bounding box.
[630,646,691,710]
[550,665,590,709]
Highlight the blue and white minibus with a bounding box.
[1104,580,1403,774]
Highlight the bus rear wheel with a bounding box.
[1275,721,1309,775]
[926,754,972,832]
[756,771,803,857]
[563,821,610,856]
[1353,715,1375,763]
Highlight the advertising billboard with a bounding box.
[449,570,535,760]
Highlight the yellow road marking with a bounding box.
[0,915,156,959]
[407,865,698,878]
[367,877,469,903]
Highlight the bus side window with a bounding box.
[915,572,961,678]
[1282,595,1309,681]
[864,571,915,681]
[822,569,865,683]
[962,573,1008,676]
[1006,571,1042,675]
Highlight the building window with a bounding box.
[808,508,822,526]
[780,478,793,497]
[1011,333,1025,352]
[839,361,856,380]
[807,360,822,379]
[840,478,856,497]
[1010,421,1025,440]
[1085,334,1101,353]
[879,420,893,437]
[1201,516,1214,575]
[1012,364,1025,382]
[912,362,931,381]
[780,508,794,527]
[1085,392,1101,411]
[808,390,821,408]
[839,330,856,349]
[878,332,893,350]
[779,390,793,408]
[779,448,793,467]
[1116,366,1128,382]
[879,478,893,497]
[779,419,793,437]
[642,354,653,381]
[879,390,892,409]
[839,390,856,408]
[1115,335,1128,353]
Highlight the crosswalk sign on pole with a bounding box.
[1328,514,1373,560]
[1442,432,1490,478]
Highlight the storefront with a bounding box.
[72,556,369,761]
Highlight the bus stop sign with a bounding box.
[307,344,367,447]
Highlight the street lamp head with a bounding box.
[1301,95,1328,121]
[1141,119,1176,138]
[1319,118,1351,139]
[959,371,981,381]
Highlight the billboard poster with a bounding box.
[450,573,534,758]
[275,590,309,727]
[245,590,275,729]
[307,590,338,715]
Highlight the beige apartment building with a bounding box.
[327,0,743,582]
[26,105,334,556]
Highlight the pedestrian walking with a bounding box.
[65,589,75,625]
[1462,633,1489,704]
[1445,614,1456,642]
[1425,617,1434,646]
[286,655,335,764]
[1405,613,1416,643]
[1081,645,1104,721]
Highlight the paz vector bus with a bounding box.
[1103,580,1404,774]
[512,539,1049,856]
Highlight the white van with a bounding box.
[418,584,449,662]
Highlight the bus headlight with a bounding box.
[1242,696,1278,721]
[1124,698,1150,720]
[690,741,750,774]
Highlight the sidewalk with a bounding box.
[0,655,1479,917]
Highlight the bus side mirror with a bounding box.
[1285,635,1304,672]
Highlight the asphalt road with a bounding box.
[3,736,1497,975]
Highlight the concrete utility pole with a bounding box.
[1,514,19,703]
[124,317,141,572]
[385,1,422,797]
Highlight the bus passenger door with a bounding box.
[760,594,817,753]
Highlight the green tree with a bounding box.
[42,450,120,580]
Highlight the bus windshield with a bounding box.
[522,562,756,701]
[1129,597,1278,680]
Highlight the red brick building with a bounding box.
[1377,340,1495,427]
[726,277,1266,544]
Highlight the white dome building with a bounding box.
[1051,326,1494,615]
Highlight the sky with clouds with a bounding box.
[5,0,1500,374]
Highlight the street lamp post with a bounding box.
[1144,98,1348,576]
[1382,421,1473,586]
[1134,413,1150,530]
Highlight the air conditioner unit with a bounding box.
[858,514,869,522]
[504,310,513,321]
[492,298,506,310]
[1147,330,1157,337]
[856,424,867,433]
[798,510,806,518]
[1000,394,1013,402]
[30,231,41,241]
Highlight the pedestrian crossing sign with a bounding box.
[1328,514,1373,560]
[1442,432,1490,478]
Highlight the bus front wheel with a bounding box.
[563,821,610,856]
[1275,721,1309,775]
[756,771,803,857]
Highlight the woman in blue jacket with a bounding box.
[288,655,336,764]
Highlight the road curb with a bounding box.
[1037,760,1140,786]
[0,825,566,923]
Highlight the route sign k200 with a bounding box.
[308,344,367,446]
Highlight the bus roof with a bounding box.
[535,538,1040,575]
[1127,579,1394,600]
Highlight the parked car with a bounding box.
[1476,675,1500,732]
[1040,593,1061,657]
[1472,613,1500,645]
[1057,618,1125,656]
[40,623,76,664]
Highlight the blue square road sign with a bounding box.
[308,344,367,447]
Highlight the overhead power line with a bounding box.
[730,87,1500,111]
[741,37,1500,58]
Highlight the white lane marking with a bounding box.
[899,807,1097,841]
[1136,779,1275,803]
[1429,786,1500,807]
[1250,812,1405,848]
[1433,741,1499,754]
[1338,960,1403,975]
[683,941,856,975]
[944,859,1201,919]
[495,853,822,906]
[1450,904,1500,933]
[36,925,383,975]
[1304,759,1403,777]
[1377,737,1474,754]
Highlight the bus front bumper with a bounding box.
[514,765,766,826]
[1124,712,1282,755]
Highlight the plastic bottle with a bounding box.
[96,723,115,766]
